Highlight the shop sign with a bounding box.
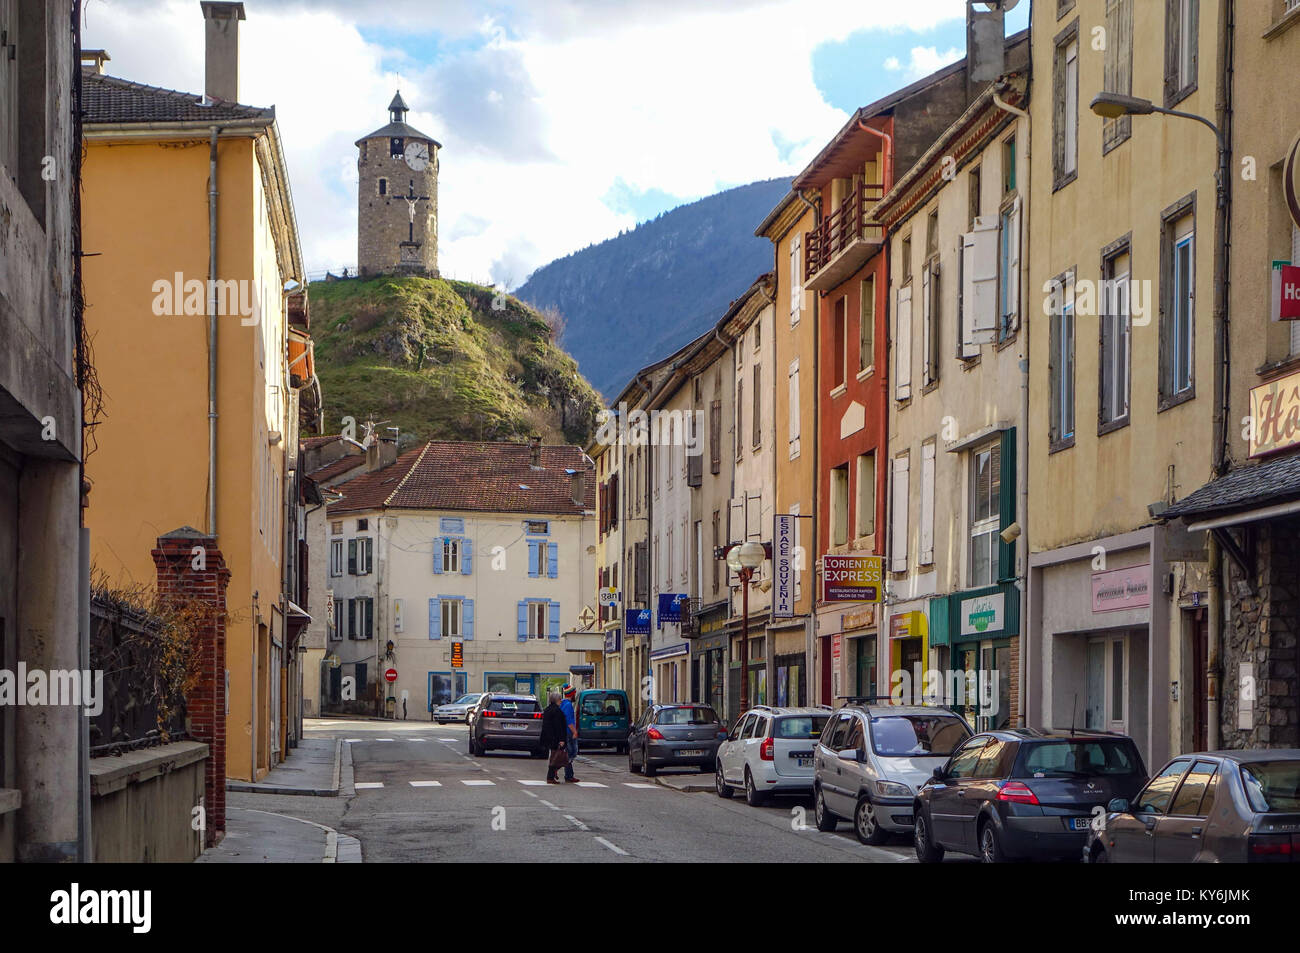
[843,606,875,631]
[959,592,1005,636]
[626,609,651,635]
[773,515,796,618]
[603,628,622,655]
[889,611,928,640]
[821,554,884,603]
[1091,564,1152,613]
[1248,369,1300,458]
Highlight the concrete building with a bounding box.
[875,70,1030,728]
[80,2,317,780]
[591,438,624,690]
[0,0,86,862]
[356,90,440,277]
[1025,0,1222,770]
[325,440,595,717]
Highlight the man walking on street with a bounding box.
[541,691,568,784]
[561,685,580,783]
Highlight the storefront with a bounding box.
[929,583,1019,730]
[603,626,623,691]
[728,613,769,717]
[690,604,730,718]
[768,618,809,708]
[651,643,689,704]
[840,605,878,701]
[887,603,929,704]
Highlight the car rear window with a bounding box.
[488,698,539,714]
[1241,761,1300,813]
[775,715,828,740]
[1018,739,1140,778]
[657,706,719,726]
[869,715,970,757]
[581,694,627,717]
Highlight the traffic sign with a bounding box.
[384,668,398,683]
[578,605,596,628]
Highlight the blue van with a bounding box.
[576,689,631,753]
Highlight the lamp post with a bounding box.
[726,540,766,714]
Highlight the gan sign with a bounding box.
[821,554,884,603]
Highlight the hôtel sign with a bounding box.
[1248,369,1300,458]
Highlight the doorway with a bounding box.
[1085,633,1128,734]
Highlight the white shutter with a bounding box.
[746,493,762,540]
[959,233,980,358]
[921,267,932,385]
[968,216,999,343]
[790,233,802,324]
[729,497,745,545]
[890,453,910,573]
[787,358,801,449]
[896,285,913,400]
[920,443,936,565]
[1006,196,1022,332]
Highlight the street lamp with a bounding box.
[727,540,766,713]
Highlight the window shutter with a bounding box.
[1163,0,1178,103]
[959,233,979,358]
[890,455,910,573]
[687,445,702,487]
[920,443,936,565]
[461,538,473,575]
[790,233,802,322]
[547,542,559,578]
[969,218,999,343]
[528,540,539,577]
[746,494,762,540]
[463,599,475,640]
[895,286,912,400]
[1188,0,1199,92]
[432,538,443,574]
[634,540,649,603]
[998,428,1017,582]
[548,602,561,642]
[348,539,357,575]
[788,359,800,446]
[710,399,722,474]
[736,377,744,459]
[366,599,375,639]
[729,498,745,545]
[428,598,441,639]
[1007,198,1021,331]
[517,602,528,642]
[921,267,932,385]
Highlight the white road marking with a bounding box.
[539,799,560,810]
[461,779,495,786]
[344,738,363,743]
[523,790,539,798]
[575,781,607,788]
[355,782,384,789]
[518,779,548,786]
[373,739,394,742]
[409,780,442,787]
[594,836,628,856]
[623,783,657,789]
[564,814,590,831]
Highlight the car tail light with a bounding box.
[1248,834,1295,862]
[482,710,498,718]
[760,737,774,761]
[532,712,543,719]
[997,781,1040,805]
[647,727,664,740]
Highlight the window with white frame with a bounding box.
[970,442,1001,588]
[1054,24,1079,186]
[1050,271,1077,446]
[348,537,373,575]
[528,601,548,639]
[441,598,462,639]
[330,539,344,577]
[1163,214,1195,401]
[1100,247,1132,426]
[442,537,461,573]
[1165,0,1198,106]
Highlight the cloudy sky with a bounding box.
[83,0,1027,288]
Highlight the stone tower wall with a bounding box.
[356,137,439,277]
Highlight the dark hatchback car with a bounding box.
[913,728,1148,863]
[628,703,727,776]
[1086,749,1300,863]
[468,693,545,757]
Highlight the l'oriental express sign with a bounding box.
[1248,369,1300,458]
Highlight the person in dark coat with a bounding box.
[541,691,568,783]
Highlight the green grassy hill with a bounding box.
[310,275,601,447]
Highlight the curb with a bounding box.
[237,808,362,863]
[651,775,714,794]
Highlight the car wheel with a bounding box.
[628,749,641,774]
[913,810,944,863]
[715,761,734,798]
[744,768,766,807]
[643,748,657,777]
[854,797,886,846]
[814,788,837,832]
[979,821,1006,864]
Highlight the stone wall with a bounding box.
[357,136,439,278]
[1221,515,1300,749]
[90,741,207,862]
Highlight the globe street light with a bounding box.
[727,540,766,713]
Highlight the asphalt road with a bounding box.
[269,717,921,863]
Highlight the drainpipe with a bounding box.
[208,127,220,537]
[855,120,894,192]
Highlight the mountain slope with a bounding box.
[310,276,602,447]
[514,177,790,398]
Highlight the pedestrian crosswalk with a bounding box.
[352,779,660,791]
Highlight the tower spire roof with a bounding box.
[388,90,409,115]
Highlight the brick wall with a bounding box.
[152,528,231,847]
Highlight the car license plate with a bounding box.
[678,749,704,757]
[1068,817,1091,831]
[500,723,527,731]
[796,758,812,767]
[595,721,613,727]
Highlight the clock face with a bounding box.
[404,141,429,171]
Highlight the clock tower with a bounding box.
[356,90,441,277]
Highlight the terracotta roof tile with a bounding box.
[308,454,368,484]
[83,70,273,125]
[328,441,594,517]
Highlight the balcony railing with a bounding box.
[805,181,884,290]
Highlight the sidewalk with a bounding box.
[226,737,341,796]
[196,807,361,863]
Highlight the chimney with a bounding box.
[80,50,111,75]
[569,469,585,507]
[201,2,246,103]
[528,435,542,469]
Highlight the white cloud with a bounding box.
[84,0,970,288]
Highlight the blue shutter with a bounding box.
[547,542,559,578]
[463,599,475,640]
[428,598,441,640]
[528,540,539,577]
[461,538,473,575]
[548,602,561,641]
[432,539,443,574]
[517,601,528,642]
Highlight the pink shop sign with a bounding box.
[1092,564,1152,613]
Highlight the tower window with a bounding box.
[378,178,387,196]
[390,136,403,158]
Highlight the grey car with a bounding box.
[627,703,726,776]
[813,704,972,845]
[433,692,483,724]
[468,693,545,757]
[1087,749,1300,863]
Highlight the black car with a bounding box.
[627,703,727,776]
[913,728,1148,863]
[1086,749,1300,863]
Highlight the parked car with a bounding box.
[913,728,1148,863]
[576,689,631,753]
[468,693,545,757]
[627,703,727,776]
[716,706,830,806]
[812,704,972,844]
[1086,749,1300,863]
[432,692,484,725]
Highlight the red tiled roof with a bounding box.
[308,454,367,484]
[301,434,341,451]
[328,441,595,517]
